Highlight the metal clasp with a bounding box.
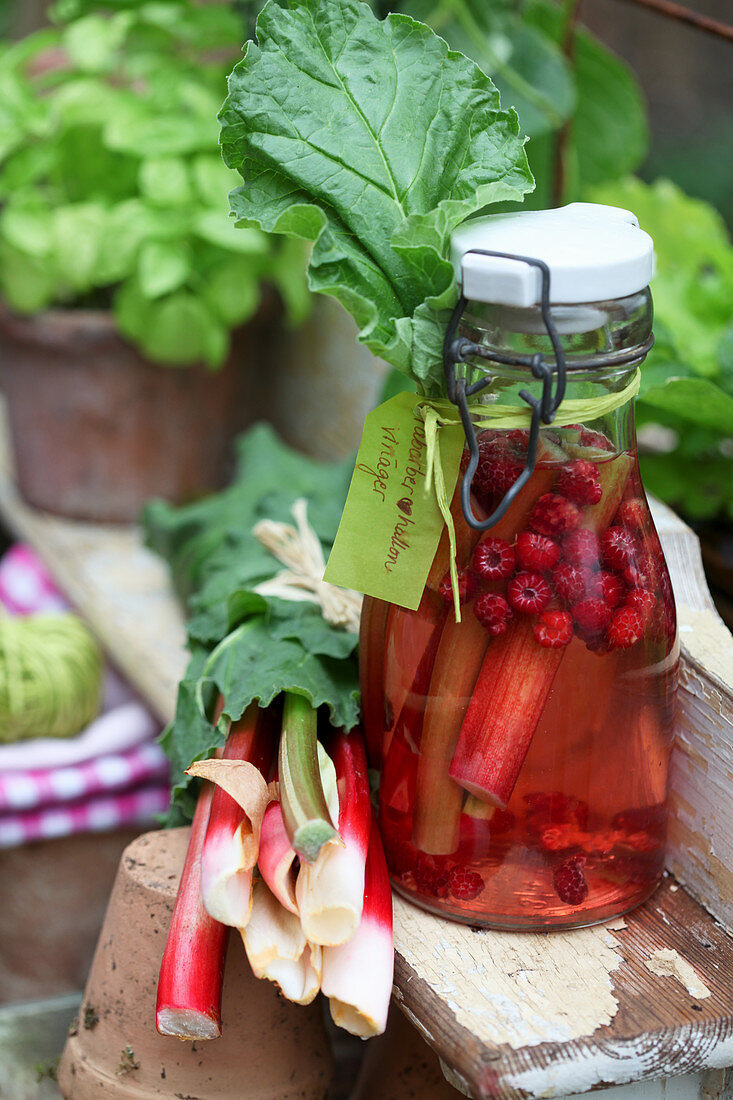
[443,251,567,531]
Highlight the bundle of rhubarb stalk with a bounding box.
[146,426,393,1038]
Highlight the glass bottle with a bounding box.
[363,204,679,929]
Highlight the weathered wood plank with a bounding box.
[648,499,733,932]
[394,879,733,1099]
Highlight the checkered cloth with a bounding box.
[0,544,170,847]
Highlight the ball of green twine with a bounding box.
[0,613,103,743]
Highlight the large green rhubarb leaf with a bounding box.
[220,0,533,394]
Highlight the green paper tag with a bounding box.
[324,392,464,610]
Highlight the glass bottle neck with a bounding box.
[460,288,653,368]
[454,288,653,458]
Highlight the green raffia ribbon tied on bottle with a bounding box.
[325,371,641,619]
[0,613,103,743]
[419,368,642,617]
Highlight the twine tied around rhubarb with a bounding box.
[418,367,642,620]
[254,498,363,634]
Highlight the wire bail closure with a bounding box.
[443,251,568,531]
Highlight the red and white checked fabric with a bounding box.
[0,543,70,614]
[0,544,170,848]
[0,786,171,848]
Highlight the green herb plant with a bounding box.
[0,1,309,368]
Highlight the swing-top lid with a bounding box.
[450,203,655,308]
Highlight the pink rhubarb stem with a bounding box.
[383,592,445,760]
[156,782,228,1040]
[382,489,485,762]
[425,482,486,593]
[321,811,394,1038]
[200,702,275,927]
[449,617,565,807]
[359,597,390,767]
[379,619,444,816]
[411,461,558,854]
[297,727,372,946]
[258,800,299,915]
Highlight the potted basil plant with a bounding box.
[0,1,309,521]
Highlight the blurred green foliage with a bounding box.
[0,1,310,367]
[590,177,733,521]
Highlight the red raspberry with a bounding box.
[448,866,485,901]
[552,562,588,604]
[572,597,612,635]
[618,497,647,532]
[599,571,626,608]
[608,606,644,648]
[507,571,552,615]
[624,552,656,591]
[474,441,523,497]
[414,855,450,899]
[487,457,524,495]
[626,588,656,627]
[515,531,560,572]
[562,528,600,568]
[439,568,477,606]
[601,526,639,571]
[529,494,582,537]
[533,610,573,648]
[474,592,512,636]
[477,431,510,452]
[571,425,614,452]
[506,429,530,451]
[557,460,602,505]
[553,856,589,906]
[473,537,515,580]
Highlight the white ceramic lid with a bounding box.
[450,203,655,307]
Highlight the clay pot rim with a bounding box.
[0,286,281,357]
[0,300,135,355]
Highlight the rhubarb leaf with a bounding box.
[200,618,359,730]
[220,0,533,394]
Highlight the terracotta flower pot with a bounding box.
[57,828,334,1099]
[349,1008,463,1099]
[0,305,269,523]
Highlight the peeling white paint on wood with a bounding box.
[393,896,625,1049]
[645,949,712,1000]
[504,1032,733,1099]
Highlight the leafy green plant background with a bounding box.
[0,0,310,367]
[1,0,731,521]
